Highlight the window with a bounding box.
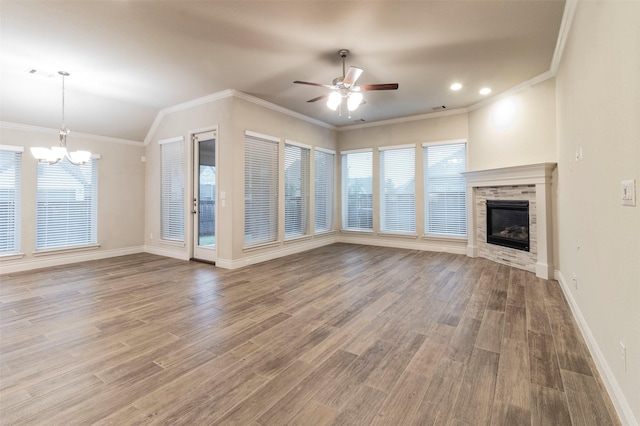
[423,141,467,237]
[245,132,279,246]
[342,150,373,231]
[314,148,334,234]
[380,146,415,234]
[284,141,310,238]
[0,146,22,254]
[160,137,185,242]
[36,157,98,250]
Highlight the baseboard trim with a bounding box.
[216,236,337,269]
[143,245,190,261]
[337,235,467,255]
[0,246,145,274]
[555,270,638,426]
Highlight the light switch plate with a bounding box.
[621,179,636,206]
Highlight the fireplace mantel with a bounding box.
[462,162,557,279]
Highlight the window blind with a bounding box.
[36,157,98,250]
[380,146,416,233]
[342,150,373,231]
[423,142,467,236]
[245,133,279,246]
[284,142,310,238]
[314,149,334,234]
[0,147,22,254]
[160,138,185,242]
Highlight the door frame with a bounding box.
[189,125,219,263]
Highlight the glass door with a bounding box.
[192,130,216,262]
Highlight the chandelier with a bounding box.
[30,71,91,165]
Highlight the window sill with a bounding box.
[33,244,100,257]
[422,234,467,242]
[160,239,185,248]
[284,235,313,244]
[340,229,375,236]
[0,252,25,261]
[378,232,418,239]
[314,230,336,237]
[243,241,281,252]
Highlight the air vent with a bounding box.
[432,105,447,111]
[26,69,55,78]
[354,119,366,122]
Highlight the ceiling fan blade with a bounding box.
[343,67,363,87]
[307,93,330,103]
[294,80,334,89]
[358,83,399,91]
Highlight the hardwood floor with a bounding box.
[0,244,620,425]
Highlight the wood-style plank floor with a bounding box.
[0,244,620,425]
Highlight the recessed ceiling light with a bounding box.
[450,83,462,91]
[479,87,492,95]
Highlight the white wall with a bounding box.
[555,1,640,423]
[468,77,557,171]
[0,125,146,273]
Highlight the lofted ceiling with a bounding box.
[0,1,565,142]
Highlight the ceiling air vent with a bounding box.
[26,69,55,78]
[432,105,447,111]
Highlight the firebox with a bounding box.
[486,200,530,251]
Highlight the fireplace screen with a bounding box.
[486,200,529,251]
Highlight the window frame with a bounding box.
[160,136,185,243]
[0,145,23,256]
[422,139,468,239]
[284,139,311,240]
[378,144,417,236]
[314,147,335,235]
[341,148,373,233]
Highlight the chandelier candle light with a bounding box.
[30,71,92,165]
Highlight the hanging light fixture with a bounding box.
[30,71,91,165]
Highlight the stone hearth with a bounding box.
[462,163,556,279]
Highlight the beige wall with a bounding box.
[555,1,640,422]
[0,126,145,272]
[144,95,338,267]
[468,78,557,171]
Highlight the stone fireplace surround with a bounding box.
[462,163,557,279]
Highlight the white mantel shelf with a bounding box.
[462,162,557,279]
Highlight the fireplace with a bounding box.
[486,200,529,251]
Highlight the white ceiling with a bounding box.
[0,1,565,142]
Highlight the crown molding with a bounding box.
[143,89,335,146]
[0,121,144,146]
[337,107,469,131]
[550,0,578,75]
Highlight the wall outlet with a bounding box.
[619,341,627,372]
[621,179,636,206]
[572,272,578,289]
[576,239,581,251]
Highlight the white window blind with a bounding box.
[36,158,98,250]
[314,149,334,234]
[342,150,373,231]
[380,146,416,234]
[423,142,467,237]
[245,132,279,246]
[284,142,310,238]
[0,147,22,254]
[160,138,185,242]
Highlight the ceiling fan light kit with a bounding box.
[294,49,398,118]
[30,71,92,166]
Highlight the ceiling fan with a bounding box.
[294,49,399,115]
